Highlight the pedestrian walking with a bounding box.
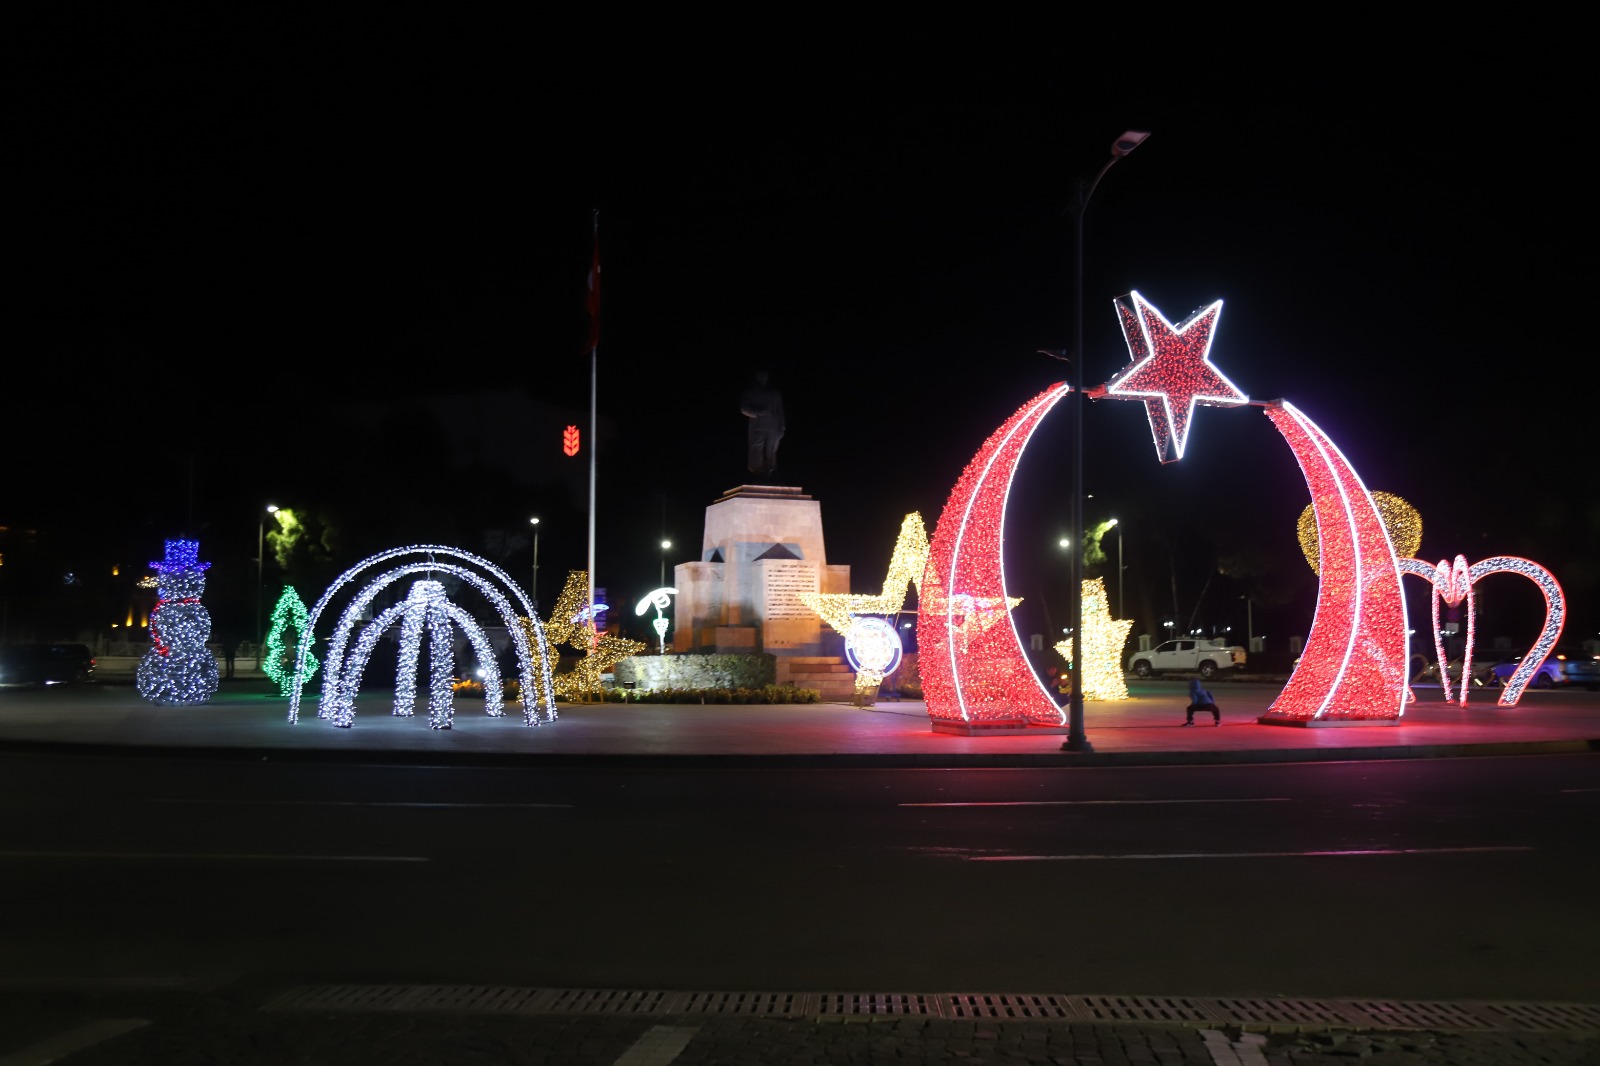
[1184,678,1220,726]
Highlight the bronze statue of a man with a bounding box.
[740,370,785,477]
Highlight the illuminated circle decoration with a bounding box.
[1300,493,1421,574]
[845,616,903,679]
[287,545,556,727]
[919,385,1069,729]
[1102,290,1249,463]
[1397,554,1565,708]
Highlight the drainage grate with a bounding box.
[261,986,1600,1032]
[1479,1001,1600,1030]
[397,985,547,1013]
[675,991,806,1016]
[944,993,1075,1020]
[263,985,418,1012]
[1207,996,1358,1027]
[1343,999,1497,1030]
[539,988,674,1014]
[815,993,938,1017]
[1074,994,1216,1023]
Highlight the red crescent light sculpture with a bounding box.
[1257,402,1409,724]
[1397,554,1565,708]
[919,384,1070,732]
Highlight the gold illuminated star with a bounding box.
[799,513,931,636]
[1054,577,1133,701]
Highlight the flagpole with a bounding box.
[587,208,599,652]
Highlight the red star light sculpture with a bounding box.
[1101,290,1249,463]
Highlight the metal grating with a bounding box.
[1479,1001,1600,1030]
[262,984,419,1012]
[675,991,806,1016]
[815,993,938,1017]
[1206,996,1359,1027]
[1342,999,1496,1030]
[1074,994,1216,1024]
[944,993,1075,1020]
[397,985,546,1013]
[539,988,674,1014]
[260,986,1600,1032]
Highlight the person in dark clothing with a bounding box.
[1185,678,1220,726]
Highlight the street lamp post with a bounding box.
[1109,517,1124,619]
[1063,129,1149,754]
[529,517,540,609]
[256,503,279,652]
[660,539,672,589]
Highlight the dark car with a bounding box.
[0,643,97,686]
[1490,645,1600,690]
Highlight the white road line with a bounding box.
[610,1024,699,1066]
[960,845,1533,861]
[0,1018,148,1066]
[899,798,1293,807]
[0,851,428,862]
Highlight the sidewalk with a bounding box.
[2,675,1598,767]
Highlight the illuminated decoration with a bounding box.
[799,513,930,699]
[287,545,555,727]
[1397,554,1565,708]
[563,425,581,457]
[136,538,220,706]
[545,570,645,700]
[919,386,1068,732]
[799,513,930,632]
[844,617,903,695]
[1100,290,1249,463]
[634,587,677,655]
[1253,403,1409,724]
[261,585,320,697]
[1300,493,1421,574]
[1053,577,1132,701]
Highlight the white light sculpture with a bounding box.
[287,545,556,727]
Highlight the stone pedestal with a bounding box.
[672,485,849,658]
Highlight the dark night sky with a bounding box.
[12,16,1594,651]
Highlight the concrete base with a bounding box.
[930,720,1072,736]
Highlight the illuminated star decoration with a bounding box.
[1053,577,1133,701]
[542,570,644,701]
[1101,290,1249,463]
[799,513,930,699]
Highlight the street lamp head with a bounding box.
[1058,537,1071,550]
[661,540,672,551]
[530,517,540,527]
[1107,517,1118,528]
[1112,130,1150,157]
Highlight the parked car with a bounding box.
[1490,646,1600,690]
[0,643,97,686]
[1127,638,1245,680]
[1413,655,1498,687]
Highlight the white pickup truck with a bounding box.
[1127,638,1246,680]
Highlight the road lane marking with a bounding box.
[0,1018,148,1066]
[611,1025,699,1066]
[909,845,1533,861]
[0,850,428,862]
[899,798,1293,807]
